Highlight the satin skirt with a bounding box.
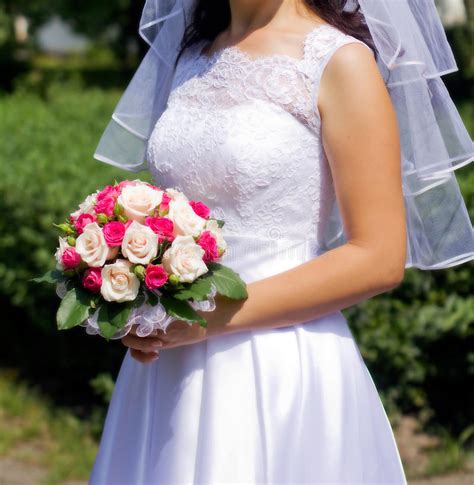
[90,236,407,484]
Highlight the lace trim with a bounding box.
[169,23,370,134]
[196,23,337,66]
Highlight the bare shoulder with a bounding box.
[324,40,379,79]
[318,40,390,117]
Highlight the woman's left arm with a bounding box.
[123,43,407,359]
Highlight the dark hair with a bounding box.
[177,0,377,65]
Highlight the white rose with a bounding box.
[165,188,189,202]
[162,235,208,283]
[118,184,163,223]
[76,222,118,267]
[121,220,158,265]
[168,199,207,237]
[55,237,71,270]
[205,219,228,251]
[101,259,140,303]
[71,191,99,218]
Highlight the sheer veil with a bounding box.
[93,0,474,270]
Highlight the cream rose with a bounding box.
[167,199,207,237]
[76,222,118,267]
[162,235,208,283]
[205,219,228,251]
[121,220,158,265]
[118,183,163,223]
[55,237,71,270]
[71,191,99,218]
[100,259,140,302]
[166,188,189,202]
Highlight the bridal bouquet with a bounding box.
[31,179,247,340]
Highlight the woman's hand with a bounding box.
[122,294,245,363]
[157,320,208,349]
[122,320,209,364]
[121,326,165,364]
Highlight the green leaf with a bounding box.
[96,320,119,341]
[172,278,212,301]
[159,295,207,327]
[205,263,248,299]
[97,302,135,340]
[56,287,92,330]
[213,218,225,228]
[29,269,67,285]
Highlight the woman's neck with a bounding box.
[226,0,312,39]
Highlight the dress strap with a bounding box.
[303,26,374,117]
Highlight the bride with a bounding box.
[90,0,474,483]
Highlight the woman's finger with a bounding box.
[129,325,162,338]
[122,334,163,352]
[130,348,160,364]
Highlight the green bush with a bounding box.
[0,83,149,407]
[345,260,474,434]
[1,83,112,318]
[444,20,474,100]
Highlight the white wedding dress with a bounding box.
[90,24,407,484]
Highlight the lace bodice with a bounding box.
[147,24,371,246]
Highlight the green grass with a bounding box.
[423,425,474,478]
[0,370,98,484]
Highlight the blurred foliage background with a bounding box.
[0,0,473,482]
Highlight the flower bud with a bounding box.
[54,223,75,235]
[168,274,180,285]
[133,265,146,280]
[114,202,124,217]
[67,236,76,247]
[117,214,128,223]
[96,213,109,224]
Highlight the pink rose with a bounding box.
[95,196,116,218]
[189,201,210,219]
[97,184,120,202]
[103,221,126,247]
[61,248,82,269]
[160,192,171,213]
[197,231,219,262]
[74,213,97,235]
[145,264,168,290]
[145,216,174,242]
[82,267,102,293]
